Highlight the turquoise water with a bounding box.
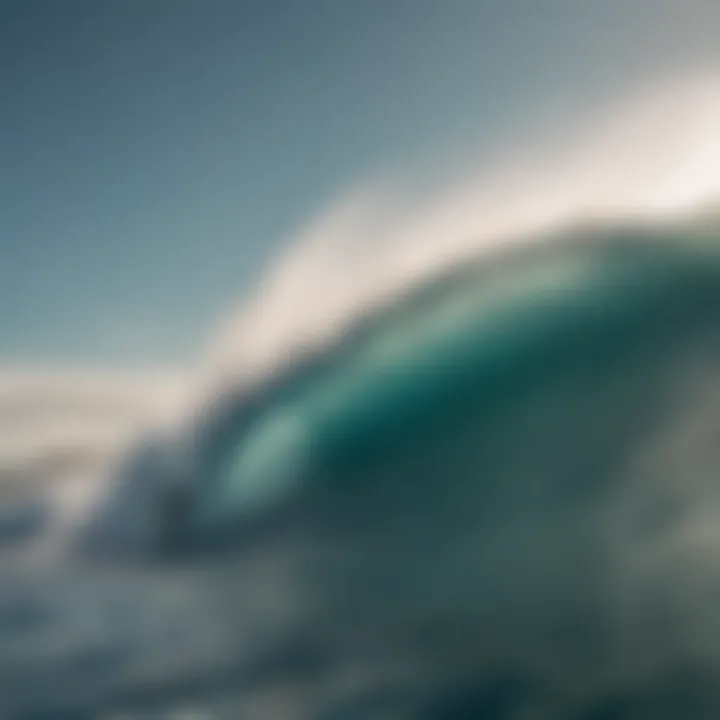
[199,223,720,535]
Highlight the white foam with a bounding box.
[205,74,720,395]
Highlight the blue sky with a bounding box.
[3,0,720,370]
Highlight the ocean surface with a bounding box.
[4,215,720,717]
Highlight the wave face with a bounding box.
[192,220,720,527]
[6,217,720,717]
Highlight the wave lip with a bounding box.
[191,216,720,538]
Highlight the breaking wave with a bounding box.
[4,75,720,717]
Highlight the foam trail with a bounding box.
[206,75,720,392]
[0,367,189,548]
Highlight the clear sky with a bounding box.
[3,0,720,370]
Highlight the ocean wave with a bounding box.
[4,75,720,717]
